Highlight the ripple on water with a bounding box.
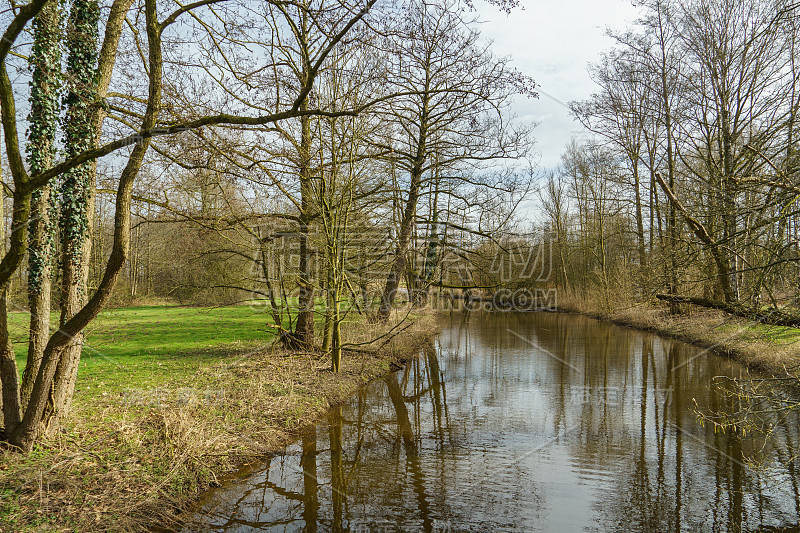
[185,313,800,533]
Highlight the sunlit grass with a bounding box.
[8,305,281,400]
[714,321,800,346]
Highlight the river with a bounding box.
[184,312,800,532]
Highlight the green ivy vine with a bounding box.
[26,0,63,295]
[60,0,100,267]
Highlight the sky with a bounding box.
[475,0,641,171]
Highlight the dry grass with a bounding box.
[558,292,800,378]
[0,313,436,532]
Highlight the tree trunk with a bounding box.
[720,108,739,303]
[322,269,333,354]
[379,125,427,321]
[22,0,61,407]
[655,3,682,315]
[46,187,93,433]
[0,189,32,437]
[0,281,21,436]
[10,0,157,450]
[23,188,53,406]
[331,295,341,372]
[41,0,99,433]
[663,71,680,314]
[378,171,421,321]
[41,0,137,431]
[632,161,647,289]
[294,76,315,346]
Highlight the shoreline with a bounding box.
[0,314,437,533]
[555,300,800,381]
[4,304,798,532]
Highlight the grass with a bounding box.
[7,305,308,402]
[713,320,800,346]
[1,304,438,532]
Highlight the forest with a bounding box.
[0,0,537,452]
[554,0,800,320]
[0,0,799,530]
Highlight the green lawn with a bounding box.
[0,303,426,533]
[8,305,281,398]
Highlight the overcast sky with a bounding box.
[475,0,641,171]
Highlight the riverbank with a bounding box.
[0,309,437,532]
[558,294,800,379]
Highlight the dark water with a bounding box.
[185,313,800,532]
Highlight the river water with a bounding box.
[185,313,800,532]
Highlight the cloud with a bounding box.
[476,0,640,169]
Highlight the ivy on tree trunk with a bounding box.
[46,0,100,430]
[23,0,62,407]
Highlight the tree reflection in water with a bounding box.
[185,313,800,532]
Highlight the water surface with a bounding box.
[186,313,800,532]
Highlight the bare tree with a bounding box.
[0,0,379,449]
[374,0,535,320]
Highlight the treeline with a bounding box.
[538,0,800,315]
[89,0,536,321]
[0,0,534,448]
